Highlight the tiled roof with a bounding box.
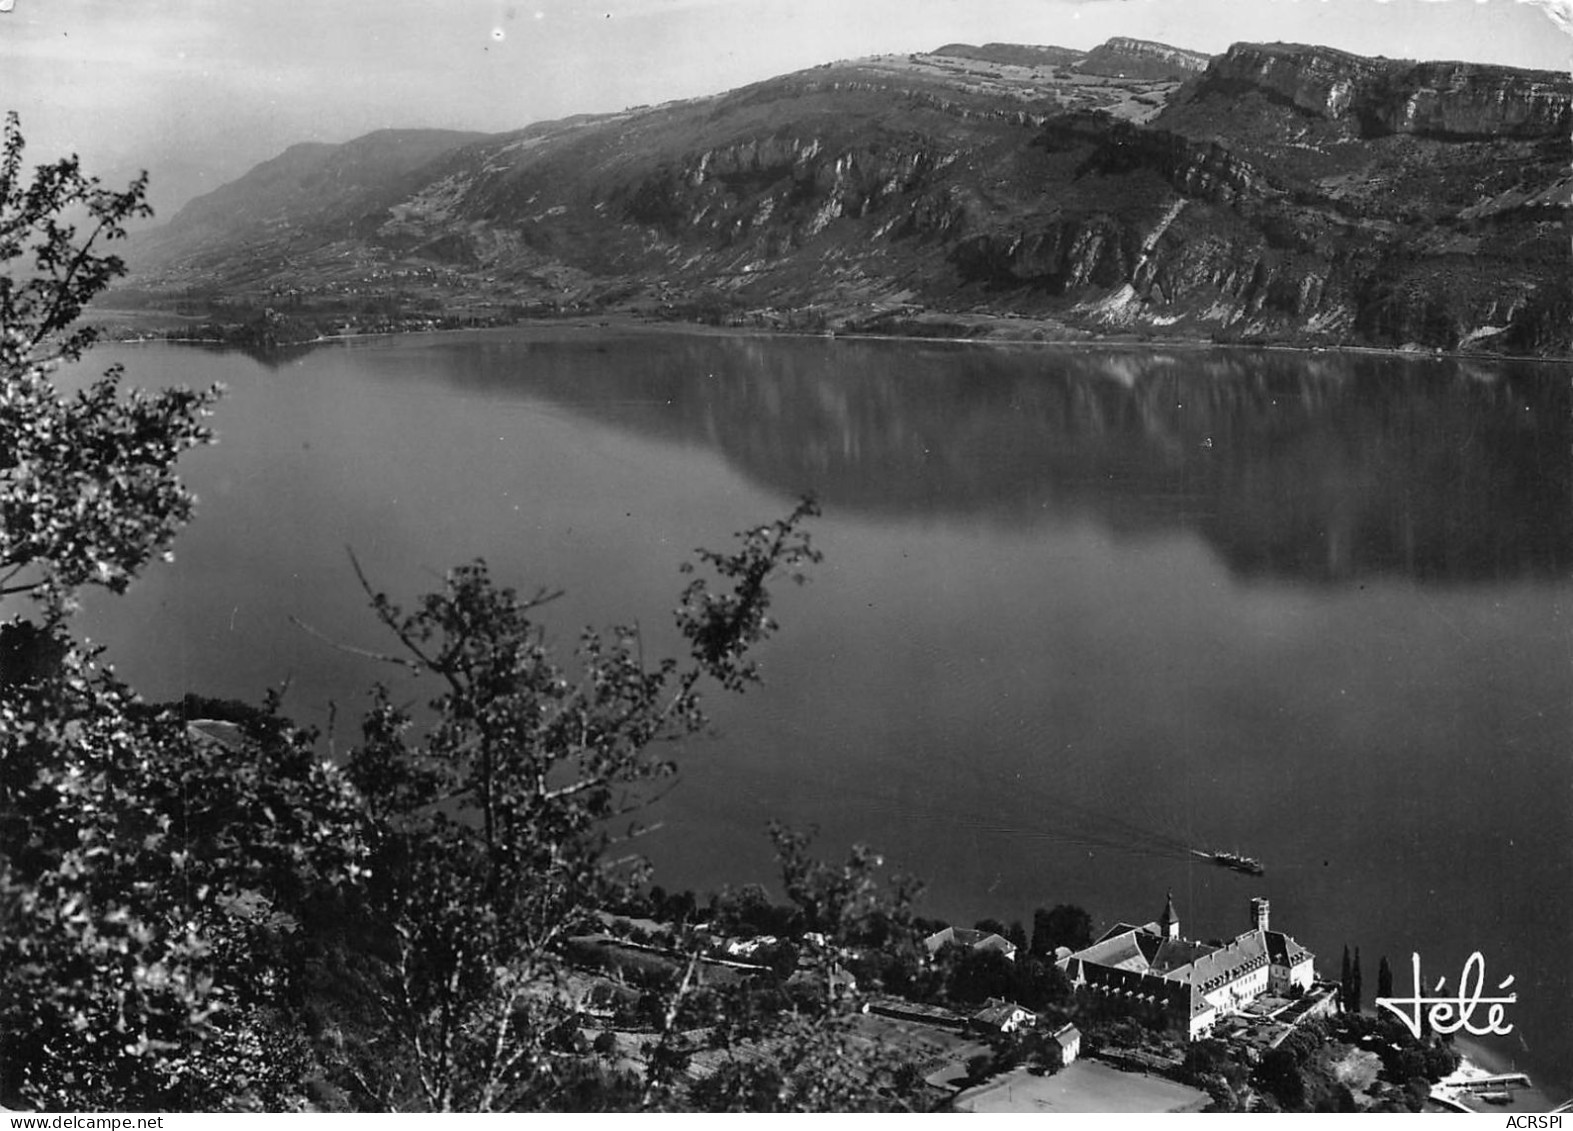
[1265,930,1310,966]
[1095,922,1152,944]
[1072,930,1150,973]
[1185,931,1270,992]
[1149,937,1218,975]
[924,926,1017,957]
[974,934,1017,956]
[971,999,1029,1027]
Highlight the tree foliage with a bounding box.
[0,111,219,612]
[1031,903,1093,957]
[1,115,360,1110]
[1254,1046,1306,1108]
[1,671,368,1108]
[321,504,825,1111]
[1,112,147,369]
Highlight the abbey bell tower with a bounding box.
[1159,891,1180,940]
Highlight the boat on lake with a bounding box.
[1192,848,1265,875]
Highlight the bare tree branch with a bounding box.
[288,614,423,672]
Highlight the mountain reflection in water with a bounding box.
[409,332,1571,585]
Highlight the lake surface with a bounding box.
[46,327,1573,1094]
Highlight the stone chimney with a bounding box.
[1250,897,1270,933]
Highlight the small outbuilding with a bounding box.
[1050,1022,1082,1066]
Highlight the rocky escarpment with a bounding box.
[924,37,1569,355]
[952,216,1140,293]
[940,136,1337,321]
[1195,42,1572,139]
[1075,37,1212,80]
[943,113,1314,307]
[1120,43,1571,353]
[1041,113,1276,202]
[622,134,960,246]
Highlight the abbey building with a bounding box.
[1057,895,1315,1040]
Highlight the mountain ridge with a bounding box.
[120,38,1571,357]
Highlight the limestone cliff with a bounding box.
[1194,42,1571,140]
[1076,37,1213,80]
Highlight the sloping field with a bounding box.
[955,1060,1209,1113]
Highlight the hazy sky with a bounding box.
[3,0,1570,217]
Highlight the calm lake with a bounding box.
[57,327,1573,1093]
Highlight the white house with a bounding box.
[969,998,1035,1034]
[1050,1023,1082,1066]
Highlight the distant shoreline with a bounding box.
[88,308,1573,368]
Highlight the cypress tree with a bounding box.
[1341,945,1353,1010]
[1351,948,1364,1014]
[1377,954,1394,1002]
[1031,908,1053,958]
